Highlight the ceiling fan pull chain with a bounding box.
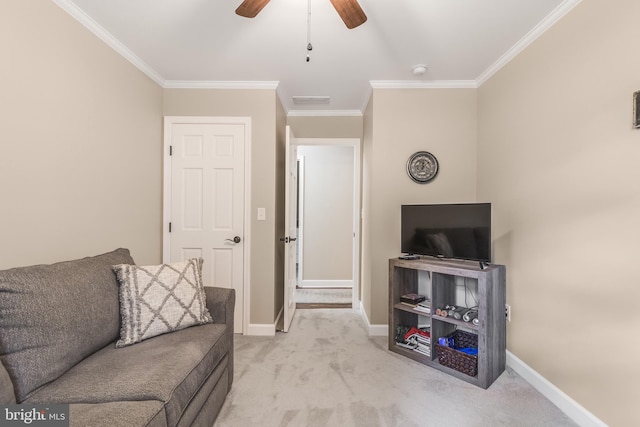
[306,0,313,62]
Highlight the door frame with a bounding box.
[295,138,361,309]
[163,116,252,335]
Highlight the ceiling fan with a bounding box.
[235,0,367,29]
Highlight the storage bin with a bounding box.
[435,329,478,377]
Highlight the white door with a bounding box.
[164,117,248,334]
[283,126,298,332]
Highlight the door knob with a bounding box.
[225,236,241,243]
[279,236,297,243]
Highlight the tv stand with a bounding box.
[479,260,488,270]
[389,257,506,388]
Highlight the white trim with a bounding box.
[52,0,165,86]
[360,85,373,113]
[287,110,363,117]
[246,323,276,336]
[351,139,362,310]
[274,306,284,332]
[242,120,253,337]
[163,80,280,90]
[476,0,583,86]
[369,80,478,89]
[296,156,306,285]
[299,280,353,289]
[506,351,607,427]
[359,301,388,336]
[55,0,580,113]
[162,116,252,336]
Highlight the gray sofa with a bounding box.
[0,248,234,427]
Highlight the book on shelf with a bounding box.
[413,301,431,314]
[414,346,431,357]
[404,326,430,346]
[395,341,417,350]
[400,301,418,308]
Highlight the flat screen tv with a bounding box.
[401,203,491,263]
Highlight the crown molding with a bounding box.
[163,80,280,90]
[52,0,165,86]
[369,80,478,89]
[360,85,373,112]
[476,0,583,86]
[55,0,581,113]
[287,110,363,118]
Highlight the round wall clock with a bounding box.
[406,151,439,183]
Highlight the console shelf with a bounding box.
[388,257,506,389]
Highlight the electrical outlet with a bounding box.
[505,304,511,322]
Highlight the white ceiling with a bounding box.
[57,0,577,114]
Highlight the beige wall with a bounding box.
[5,1,632,422]
[298,145,354,282]
[162,88,280,326]
[363,89,478,324]
[287,115,363,138]
[478,1,640,425]
[361,98,374,319]
[0,0,163,269]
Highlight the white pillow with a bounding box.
[112,258,212,347]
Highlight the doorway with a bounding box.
[163,116,250,334]
[294,139,361,309]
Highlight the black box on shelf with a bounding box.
[400,293,426,305]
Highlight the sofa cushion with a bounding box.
[25,323,230,427]
[113,258,212,347]
[0,248,134,402]
[69,401,167,427]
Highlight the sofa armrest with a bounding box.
[204,286,235,390]
[204,287,235,327]
[1,361,16,404]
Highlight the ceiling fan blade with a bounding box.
[329,0,367,29]
[235,0,271,18]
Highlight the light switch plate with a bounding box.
[257,208,266,221]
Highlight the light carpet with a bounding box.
[216,309,576,427]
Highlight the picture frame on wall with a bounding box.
[634,90,640,129]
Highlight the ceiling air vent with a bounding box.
[292,96,330,105]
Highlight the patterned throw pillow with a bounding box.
[112,258,212,347]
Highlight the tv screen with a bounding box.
[401,203,491,262]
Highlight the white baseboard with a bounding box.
[506,351,607,427]
[299,280,353,288]
[246,306,284,336]
[358,301,388,336]
[274,306,284,332]
[245,323,276,336]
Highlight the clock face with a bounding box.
[407,151,438,183]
